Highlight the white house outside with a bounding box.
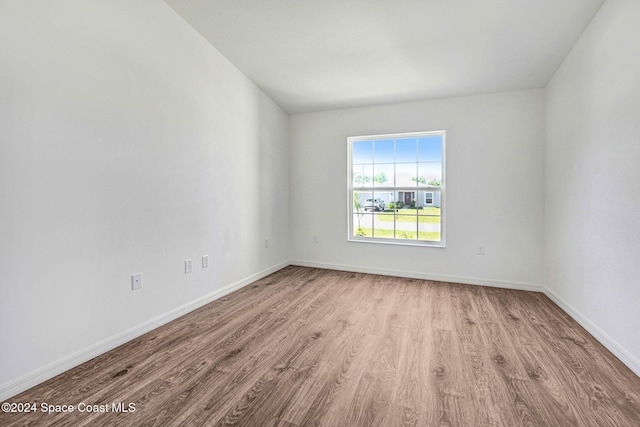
[355,190,441,209]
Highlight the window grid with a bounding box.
[348,131,445,247]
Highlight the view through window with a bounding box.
[348,131,445,246]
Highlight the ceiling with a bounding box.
[165,0,604,114]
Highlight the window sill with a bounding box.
[348,237,446,248]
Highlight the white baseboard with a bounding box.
[0,261,290,401]
[290,259,544,292]
[543,287,640,378]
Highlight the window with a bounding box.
[348,131,445,246]
[425,192,434,205]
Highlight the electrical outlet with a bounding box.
[185,259,193,274]
[131,273,143,290]
[477,246,485,255]
[202,255,209,268]
[264,238,269,248]
[313,234,319,243]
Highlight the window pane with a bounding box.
[352,140,373,164]
[373,164,394,187]
[395,216,418,240]
[417,162,442,187]
[353,191,372,211]
[353,214,372,237]
[418,136,442,162]
[373,212,394,238]
[396,163,417,187]
[373,139,394,163]
[373,192,393,210]
[418,201,441,242]
[352,164,373,187]
[419,220,441,242]
[391,191,415,208]
[395,138,417,163]
[363,196,383,211]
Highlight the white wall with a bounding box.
[0,0,289,395]
[289,90,545,288]
[545,0,640,372]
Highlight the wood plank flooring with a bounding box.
[2,266,639,426]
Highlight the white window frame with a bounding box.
[347,130,446,247]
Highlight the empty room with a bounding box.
[1,0,639,425]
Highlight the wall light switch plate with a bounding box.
[202,255,209,268]
[131,273,143,290]
[185,259,193,274]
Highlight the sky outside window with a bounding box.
[373,139,394,163]
[418,136,442,161]
[353,136,442,166]
[395,138,418,163]
[352,140,372,164]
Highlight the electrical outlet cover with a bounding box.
[131,273,143,290]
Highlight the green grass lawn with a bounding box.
[373,207,441,224]
[418,207,441,215]
[354,227,440,241]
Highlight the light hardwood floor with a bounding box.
[2,266,639,426]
